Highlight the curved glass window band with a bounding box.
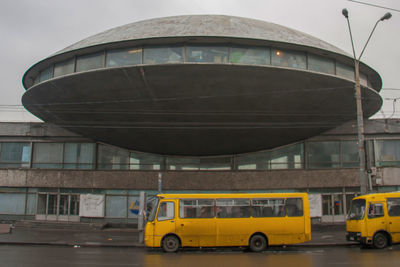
[106,48,142,67]
[54,58,75,78]
[32,45,373,91]
[76,52,105,72]
[230,47,270,65]
[272,49,306,69]
[143,46,183,64]
[186,46,228,63]
[308,54,335,75]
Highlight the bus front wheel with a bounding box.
[249,234,267,252]
[162,235,180,253]
[373,232,388,249]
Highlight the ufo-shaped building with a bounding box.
[22,15,382,156]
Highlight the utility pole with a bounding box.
[342,8,392,195]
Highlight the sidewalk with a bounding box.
[0,222,142,247]
[0,222,355,248]
[301,223,354,247]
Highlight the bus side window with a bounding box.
[158,202,175,221]
[286,198,303,217]
[368,203,384,219]
[251,198,285,218]
[179,199,214,218]
[388,198,400,216]
[216,199,250,218]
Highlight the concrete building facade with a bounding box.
[1,15,398,224]
[1,120,400,223]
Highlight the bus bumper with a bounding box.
[346,232,362,242]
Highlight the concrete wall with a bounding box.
[380,168,400,186]
[314,119,400,138]
[0,122,79,137]
[1,121,400,191]
[0,168,367,190]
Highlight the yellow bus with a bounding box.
[346,192,400,248]
[144,193,311,252]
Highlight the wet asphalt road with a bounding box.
[1,245,400,267]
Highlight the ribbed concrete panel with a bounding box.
[55,15,347,56]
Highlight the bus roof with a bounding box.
[157,192,308,199]
[352,192,400,201]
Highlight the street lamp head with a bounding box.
[380,12,392,21]
[342,8,349,18]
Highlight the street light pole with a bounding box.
[342,9,392,195]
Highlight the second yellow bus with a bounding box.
[145,193,311,252]
[346,192,400,248]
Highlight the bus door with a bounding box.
[387,198,400,243]
[366,202,387,238]
[176,199,216,247]
[154,201,176,243]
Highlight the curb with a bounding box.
[291,242,358,247]
[0,240,356,248]
[0,241,146,248]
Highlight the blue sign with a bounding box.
[129,200,140,215]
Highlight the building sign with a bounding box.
[79,194,105,217]
[129,199,140,215]
[308,194,322,217]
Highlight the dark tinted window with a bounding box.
[216,199,250,218]
[179,199,214,218]
[251,198,285,217]
[388,198,400,217]
[368,203,384,219]
[286,198,303,217]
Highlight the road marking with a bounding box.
[59,262,140,266]
[327,263,354,265]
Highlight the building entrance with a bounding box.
[321,193,357,223]
[36,193,80,221]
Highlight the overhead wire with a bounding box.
[7,84,381,114]
[348,0,400,13]
[1,83,396,127]
[20,84,357,107]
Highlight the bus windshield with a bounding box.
[147,197,159,222]
[347,199,366,220]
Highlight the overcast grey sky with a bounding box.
[0,0,398,121]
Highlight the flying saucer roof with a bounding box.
[21,15,383,156]
[56,15,347,56]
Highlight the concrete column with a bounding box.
[138,191,147,244]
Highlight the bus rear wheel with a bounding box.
[249,234,267,252]
[162,235,180,253]
[373,232,388,249]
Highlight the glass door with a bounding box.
[66,194,80,222]
[58,194,69,221]
[35,193,80,221]
[36,193,47,220]
[47,194,58,220]
[322,194,345,223]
